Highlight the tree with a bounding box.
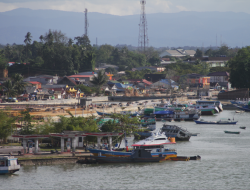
[75,84,97,95]
[0,111,16,143]
[90,70,108,94]
[20,109,35,135]
[194,49,203,58]
[2,80,17,97]
[24,32,32,60]
[228,47,250,88]
[11,73,27,94]
[101,114,141,148]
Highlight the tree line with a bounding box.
[0,30,161,77]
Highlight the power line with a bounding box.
[138,0,149,52]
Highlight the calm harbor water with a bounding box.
[1,110,250,190]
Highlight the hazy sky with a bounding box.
[0,0,249,15]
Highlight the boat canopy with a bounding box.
[154,110,174,115]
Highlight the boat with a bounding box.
[196,100,223,112]
[188,104,219,115]
[0,156,20,174]
[235,105,250,112]
[92,148,166,163]
[224,131,240,134]
[194,119,238,125]
[88,130,177,160]
[235,111,244,113]
[96,111,139,117]
[152,109,201,121]
[240,126,246,129]
[161,124,197,141]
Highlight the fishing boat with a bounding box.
[240,126,246,129]
[161,124,198,141]
[196,100,223,112]
[194,119,238,125]
[224,131,240,134]
[92,148,166,163]
[188,104,219,115]
[235,105,250,112]
[0,156,20,174]
[152,109,201,121]
[88,130,177,160]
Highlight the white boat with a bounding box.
[132,130,175,147]
[196,100,223,112]
[0,156,20,174]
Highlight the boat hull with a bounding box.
[224,131,240,134]
[236,106,250,112]
[88,149,177,160]
[194,120,238,125]
[93,156,166,163]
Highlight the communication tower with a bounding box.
[138,0,149,52]
[84,8,89,36]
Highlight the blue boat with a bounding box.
[236,105,250,112]
[0,156,20,174]
[194,119,238,125]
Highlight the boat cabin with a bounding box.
[0,156,20,174]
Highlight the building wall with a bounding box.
[218,88,249,100]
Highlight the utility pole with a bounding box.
[138,0,149,53]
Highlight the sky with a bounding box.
[0,0,250,15]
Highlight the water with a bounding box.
[1,110,250,190]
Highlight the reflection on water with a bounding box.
[1,111,250,189]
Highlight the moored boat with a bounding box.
[194,119,237,125]
[0,156,20,174]
[240,126,246,129]
[88,130,177,160]
[196,100,223,112]
[224,131,240,134]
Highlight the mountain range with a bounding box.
[0,8,249,47]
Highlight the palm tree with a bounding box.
[90,70,108,94]
[24,32,32,60]
[2,80,17,98]
[11,73,27,94]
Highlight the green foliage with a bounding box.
[105,67,117,74]
[0,54,8,69]
[20,109,35,135]
[90,70,108,93]
[53,115,99,133]
[229,47,250,88]
[123,69,152,79]
[165,62,210,76]
[194,49,203,57]
[0,111,16,140]
[209,67,230,73]
[75,84,97,95]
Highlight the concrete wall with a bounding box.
[108,96,176,101]
[1,96,108,105]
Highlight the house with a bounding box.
[185,57,232,67]
[68,72,96,83]
[144,74,166,83]
[24,75,59,85]
[29,81,41,89]
[132,66,165,72]
[57,76,77,87]
[150,79,179,89]
[207,72,230,89]
[160,49,196,57]
[182,73,209,88]
[160,58,176,65]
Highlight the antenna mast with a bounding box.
[84,8,89,37]
[138,0,149,52]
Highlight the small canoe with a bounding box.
[240,126,246,129]
[224,131,240,134]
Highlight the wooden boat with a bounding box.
[235,111,244,113]
[89,130,177,160]
[240,126,246,129]
[236,105,250,112]
[93,148,166,163]
[194,119,238,125]
[0,156,20,174]
[224,131,240,134]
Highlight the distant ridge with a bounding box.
[0,8,249,47]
